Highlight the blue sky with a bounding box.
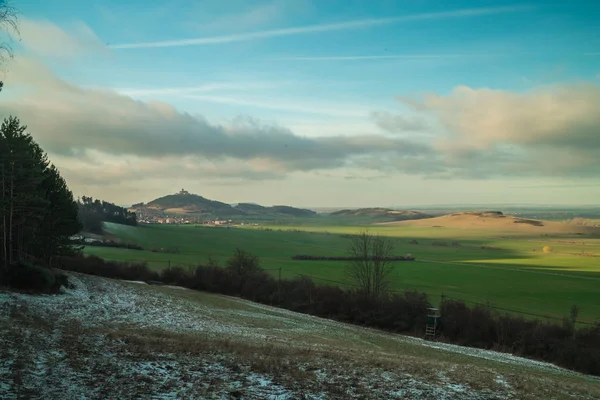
[2,0,600,207]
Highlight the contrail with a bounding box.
[110,5,534,49]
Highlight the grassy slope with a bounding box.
[2,273,598,399]
[83,222,600,322]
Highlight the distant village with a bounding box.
[135,214,257,227]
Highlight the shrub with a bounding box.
[85,240,144,251]
[161,266,192,286]
[190,265,239,295]
[226,248,261,277]
[291,255,414,261]
[52,252,600,377]
[240,271,278,304]
[56,255,160,282]
[1,261,59,293]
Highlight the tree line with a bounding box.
[0,116,81,268]
[78,196,137,234]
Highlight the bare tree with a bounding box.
[345,231,396,301]
[0,1,19,269]
[0,0,19,88]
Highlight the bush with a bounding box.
[438,298,600,375]
[291,255,414,261]
[227,248,261,277]
[57,255,160,282]
[190,265,239,295]
[53,252,600,377]
[85,240,143,251]
[161,266,192,286]
[0,261,60,293]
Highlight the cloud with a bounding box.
[371,111,429,133]
[17,18,107,59]
[184,94,369,118]
[2,18,598,190]
[3,54,598,187]
[275,54,464,61]
[194,1,286,33]
[398,83,600,178]
[55,151,286,187]
[0,56,430,183]
[110,5,533,49]
[114,81,284,97]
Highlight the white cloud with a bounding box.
[114,81,284,97]
[193,0,286,33]
[399,83,600,178]
[110,5,533,49]
[371,111,430,133]
[17,18,107,59]
[275,54,464,61]
[0,56,430,181]
[2,17,599,207]
[184,94,370,118]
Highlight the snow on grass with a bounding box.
[1,272,598,399]
[232,294,599,379]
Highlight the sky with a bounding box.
[1,0,599,207]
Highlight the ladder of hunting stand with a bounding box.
[425,307,441,340]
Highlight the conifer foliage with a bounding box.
[0,116,81,269]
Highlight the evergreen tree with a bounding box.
[0,117,81,268]
[34,165,82,264]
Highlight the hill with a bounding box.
[130,189,317,219]
[234,203,317,217]
[143,190,237,216]
[78,196,137,234]
[379,211,600,235]
[330,207,432,222]
[2,272,598,399]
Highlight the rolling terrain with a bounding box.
[2,273,598,399]
[131,189,317,219]
[379,212,600,235]
[329,208,432,223]
[129,190,433,223]
[83,218,600,323]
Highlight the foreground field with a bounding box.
[84,221,600,323]
[1,273,599,399]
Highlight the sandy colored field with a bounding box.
[2,273,599,399]
[379,213,600,235]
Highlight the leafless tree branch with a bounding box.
[345,231,396,302]
[0,0,20,75]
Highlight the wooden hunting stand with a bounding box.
[425,307,441,340]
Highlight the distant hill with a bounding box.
[378,211,600,235]
[330,207,432,222]
[131,190,316,219]
[78,196,137,234]
[143,190,237,216]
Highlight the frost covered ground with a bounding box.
[1,273,599,399]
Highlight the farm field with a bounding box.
[83,221,600,323]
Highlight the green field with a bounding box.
[84,222,600,324]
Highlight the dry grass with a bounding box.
[380,213,600,235]
[1,274,599,399]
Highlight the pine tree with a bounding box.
[0,117,81,268]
